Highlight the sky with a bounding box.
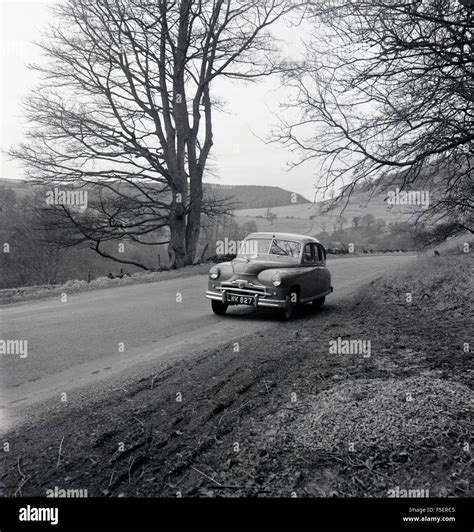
[0,0,321,201]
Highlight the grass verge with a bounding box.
[0,264,210,306]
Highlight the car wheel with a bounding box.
[312,296,325,309]
[211,300,228,315]
[282,289,299,320]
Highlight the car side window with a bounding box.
[270,239,301,258]
[302,243,314,264]
[316,244,325,263]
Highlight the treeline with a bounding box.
[0,189,167,289]
[316,217,417,252]
[1,181,308,288]
[0,187,262,289]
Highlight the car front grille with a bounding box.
[219,281,268,296]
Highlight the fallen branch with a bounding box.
[14,457,30,497]
[57,436,65,468]
[190,465,223,487]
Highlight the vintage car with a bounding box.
[205,232,332,319]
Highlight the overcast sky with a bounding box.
[0,0,321,200]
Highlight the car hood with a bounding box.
[230,258,297,276]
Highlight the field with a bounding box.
[234,192,422,235]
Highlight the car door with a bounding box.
[314,243,331,296]
[300,243,319,300]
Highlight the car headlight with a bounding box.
[209,266,220,280]
[271,273,282,287]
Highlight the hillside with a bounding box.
[0,177,32,199]
[0,178,310,211]
[203,183,310,209]
[234,191,421,234]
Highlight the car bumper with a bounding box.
[205,290,287,308]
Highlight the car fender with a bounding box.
[257,267,305,288]
[211,262,234,281]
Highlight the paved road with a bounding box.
[1,255,414,414]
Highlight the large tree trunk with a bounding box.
[168,195,187,269]
[185,205,201,265]
[185,167,203,265]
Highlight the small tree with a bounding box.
[265,207,278,226]
[361,214,375,227]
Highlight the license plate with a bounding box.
[228,294,255,305]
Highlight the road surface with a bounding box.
[1,255,413,417]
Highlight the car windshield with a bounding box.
[238,238,301,260]
[237,238,271,257]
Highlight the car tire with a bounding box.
[312,296,325,309]
[282,289,299,320]
[211,300,228,315]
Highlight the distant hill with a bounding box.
[0,176,424,227]
[0,177,32,198]
[0,178,311,211]
[203,184,310,210]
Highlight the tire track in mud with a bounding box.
[2,310,316,496]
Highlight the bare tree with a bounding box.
[0,193,71,286]
[11,0,300,268]
[272,0,473,236]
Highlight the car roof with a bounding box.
[246,232,321,245]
